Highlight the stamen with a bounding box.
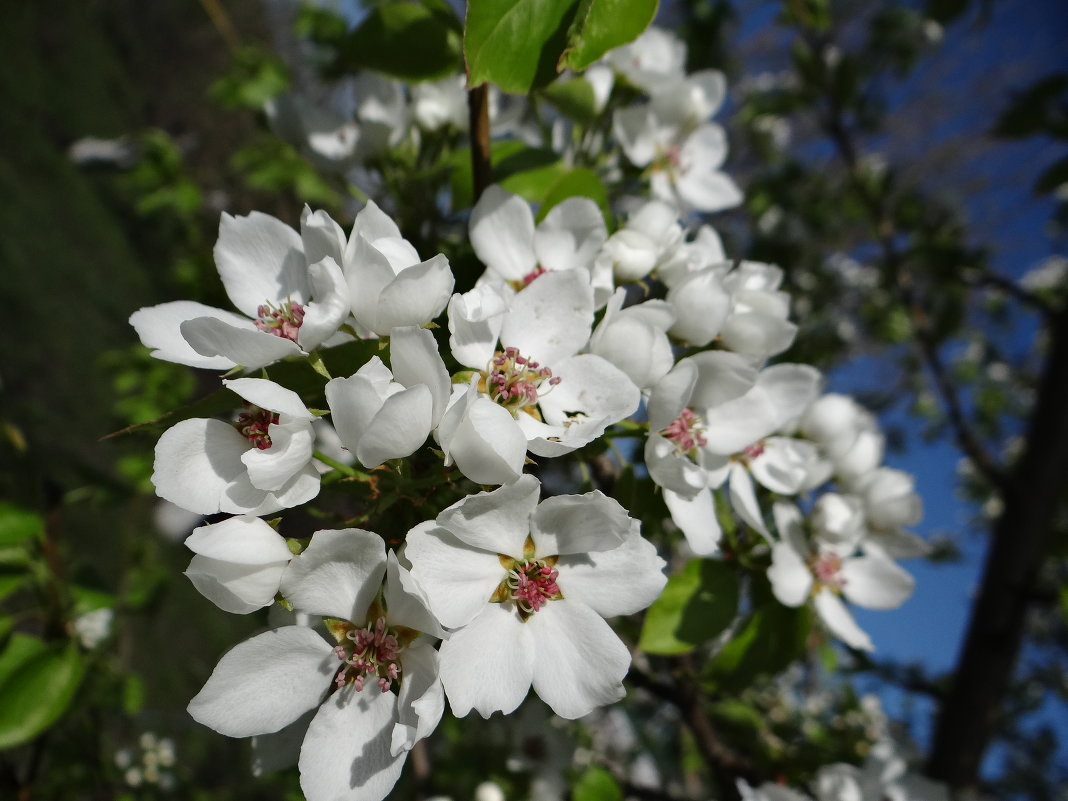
[811,553,845,592]
[233,406,279,450]
[254,299,305,342]
[506,560,561,615]
[661,408,707,455]
[332,616,402,693]
[483,348,561,417]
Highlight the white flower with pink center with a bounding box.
[645,352,822,553]
[188,528,444,801]
[469,185,611,304]
[130,209,350,371]
[767,502,915,652]
[405,475,666,719]
[440,271,640,486]
[152,378,320,516]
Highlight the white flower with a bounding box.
[152,378,320,516]
[343,200,454,335]
[469,185,611,304]
[130,211,349,371]
[326,326,450,468]
[767,502,914,651]
[645,354,821,552]
[188,528,444,801]
[441,271,639,485]
[183,515,294,614]
[405,475,666,719]
[605,27,687,93]
[411,75,468,132]
[73,607,114,649]
[598,200,683,283]
[588,290,676,390]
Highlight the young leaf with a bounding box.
[703,600,811,690]
[537,167,610,221]
[340,0,462,82]
[465,0,582,93]
[638,558,739,655]
[0,502,43,547]
[558,0,658,72]
[573,766,623,801]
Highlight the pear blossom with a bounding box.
[152,377,320,516]
[130,210,349,371]
[405,475,666,719]
[588,289,676,390]
[411,75,468,132]
[767,502,914,651]
[441,271,640,485]
[326,326,450,468]
[645,353,821,552]
[183,515,294,614]
[597,199,685,284]
[188,528,444,801]
[605,27,687,93]
[469,185,611,303]
[343,200,454,335]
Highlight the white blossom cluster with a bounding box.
[128,26,933,801]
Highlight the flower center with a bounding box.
[233,406,279,450]
[331,616,401,692]
[811,552,845,593]
[254,299,305,342]
[483,347,561,417]
[507,560,561,615]
[662,408,707,455]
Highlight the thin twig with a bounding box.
[468,83,492,202]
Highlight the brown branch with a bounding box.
[926,305,1068,789]
[468,83,492,203]
[627,660,757,796]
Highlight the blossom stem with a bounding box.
[313,450,364,479]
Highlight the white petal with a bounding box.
[439,603,533,717]
[663,488,722,556]
[186,555,287,614]
[188,626,335,737]
[357,386,433,467]
[720,312,797,359]
[347,234,399,334]
[281,528,387,622]
[448,286,508,369]
[647,360,698,431]
[687,350,758,412]
[530,491,630,555]
[129,301,241,369]
[180,316,303,370]
[767,543,813,607]
[437,474,540,556]
[352,198,403,243]
[840,555,914,610]
[501,270,594,366]
[555,523,667,617]
[301,207,346,267]
[813,589,873,651]
[225,378,314,419]
[185,515,292,564]
[214,211,307,318]
[242,421,316,491]
[389,325,451,423]
[383,551,446,638]
[299,686,405,801]
[536,354,640,433]
[375,253,454,332]
[528,601,629,719]
[325,368,389,456]
[675,168,743,214]
[533,197,606,273]
[240,463,319,515]
[667,268,732,347]
[405,522,506,629]
[750,438,819,495]
[470,185,537,280]
[152,418,248,514]
[438,392,527,486]
[392,641,444,755]
[728,464,770,539]
[298,257,351,351]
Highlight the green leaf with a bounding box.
[540,77,599,123]
[209,46,289,109]
[0,502,43,547]
[537,167,610,222]
[573,766,623,801]
[0,635,85,748]
[0,573,28,602]
[123,674,146,715]
[339,0,462,82]
[450,141,564,210]
[638,558,739,655]
[703,600,811,691]
[466,0,582,93]
[558,0,658,72]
